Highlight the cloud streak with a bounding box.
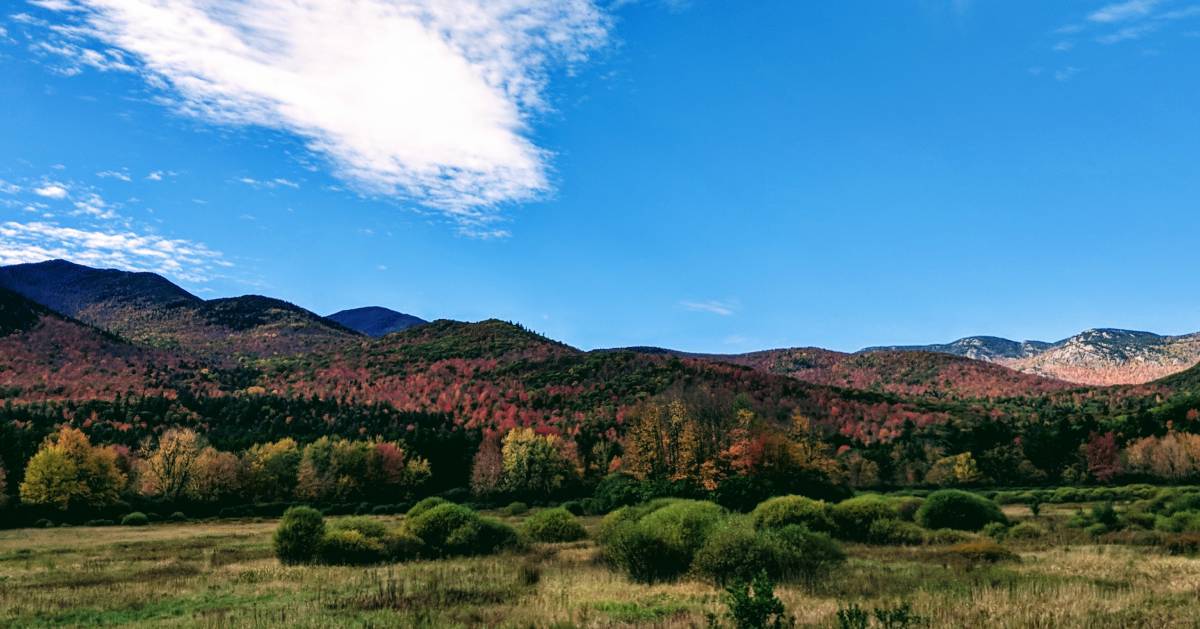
[1089,0,1161,23]
[0,220,228,282]
[30,0,612,236]
[681,300,737,316]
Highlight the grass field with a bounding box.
[2,504,1200,628]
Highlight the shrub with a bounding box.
[596,498,680,543]
[561,500,585,516]
[637,500,725,558]
[329,516,390,539]
[121,512,150,527]
[1155,510,1200,533]
[503,501,529,516]
[594,473,642,512]
[924,528,977,545]
[915,490,1007,532]
[982,522,1008,540]
[34,518,54,528]
[1007,521,1047,540]
[603,522,692,583]
[1084,523,1108,538]
[867,519,926,545]
[771,524,846,580]
[407,496,450,519]
[831,495,899,541]
[751,496,834,533]
[694,520,787,585]
[318,529,387,565]
[84,519,115,527]
[522,507,586,543]
[600,500,724,583]
[935,540,1019,568]
[722,571,792,629]
[382,531,425,561]
[169,511,188,522]
[273,506,326,564]
[406,503,518,557]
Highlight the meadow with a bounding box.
[3,497,1200,628]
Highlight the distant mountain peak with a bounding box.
[327,306,427,337]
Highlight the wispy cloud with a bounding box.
[0,220,228,282]
[237,177,300,190]
[1089,0,1161,23]
[1096,23,1158,43]
[681,300,737,316]
[30,0,613,236]
[33,183,69,199]
[1056,66,1083,81]
[96,169,131,182]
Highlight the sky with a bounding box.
[0,0,1198,353]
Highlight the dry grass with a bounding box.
[1,512,1199,627]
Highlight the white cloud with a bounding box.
[146,171,163,181]
[0,180,20,195]
[1056,66,1082,81]
[1097,23,1157,43]
[1053,40,1074,51]
[1158,6,1200,20]
[237,176,300,189]
[681,300,737,316]
[33,183,69,199]
[0,220,227,282]
[1089,0,1161,23]
[34,0,612,235]
[96,169,132,181]
[71,192,118,219]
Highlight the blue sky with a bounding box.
[0,0,1198,353]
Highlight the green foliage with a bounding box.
[503,501,529,516]
[636,500,725,559]
[1155,510,1200,533]
[721,571,793,629]
[406,502,519,557]
[694,520,845,585]
[915,490,1006,531]
[981,522,1008,540]
[831,495,899,541]
[273,506,326,564]
[521,507,586,543]
[594,473,642,512]
[329,516,390,539]
[892,497,924,522]
[121,512,149,527]
[1007,521,1046,540]
[934,540,1019,567]
[866,519,926,545]
[406,496,450,519]
[750,495,834,533]
[836,604,870,629]
[318,529,387,565]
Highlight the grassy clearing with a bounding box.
[1,508,1199,627]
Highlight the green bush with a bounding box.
[318,529,387,565]
[503,501,529,516]
[1007,521,1047,540]
[383,531,426,561]
[561,500,585,516]
[84,519,115,527]
[274,506,326,564]
[867,518,926,545]
[694,520,785,585]
[924,528,977,545]
[1155,510,1200,533]
[329,516,390,539]
[831,495,899,541]
[407,496,450,519]
[168,511,188,522]
[770,524,846,580]
[600,500,725,583]
[935,540,1019,567]
[1084,522,1108,538]
[915,490,1007,531]
[982,522,1008,540]
[406,503,519,557]
[522,507,586,543]
[750,495,834,533]
[722,571,791,629]
[121,512,150,527]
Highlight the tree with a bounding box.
[0,462,7,509]
[500,427,577,497]
[242,438,302,502]
[470,432,504,497]
[1084,431,1122,483]
[139,428,205,500]
[19,426,126,510]
[186,447,243,502]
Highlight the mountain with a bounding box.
[0,287,208,401]
[0,260,357,359]
[864,329,1200,386]
[328,306,426,337]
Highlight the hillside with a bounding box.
[866,329,1200,386]
[328,306,427,337]
[0,287,209,401]
[0,260,357,359]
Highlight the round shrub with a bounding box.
[867,518,926,545]
[596,498,680,543]
[383,531,426,562]
[503,501,529,516]
[925,528,978,545]
[169,512,188,523]
[693,520,784,585]
[831,495,899,541]
[636,500,725,558]
[915,490,1007,532]
[750,496,834,533]
[603,522,691,583]
[85,519,115,527]
[406,503,518,557]
[1156,511,1200,533]
[318,529,387,565]
[407,496,450,519]
[981,522,1008,540]
[121,512,150,527]
[1007,521,1047,540]
[771,524,846,579]
[273,506,326,564]
[329,516,390,539]
[522,507,587,543]
[561,500,585,516]
[34,518,54,528]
